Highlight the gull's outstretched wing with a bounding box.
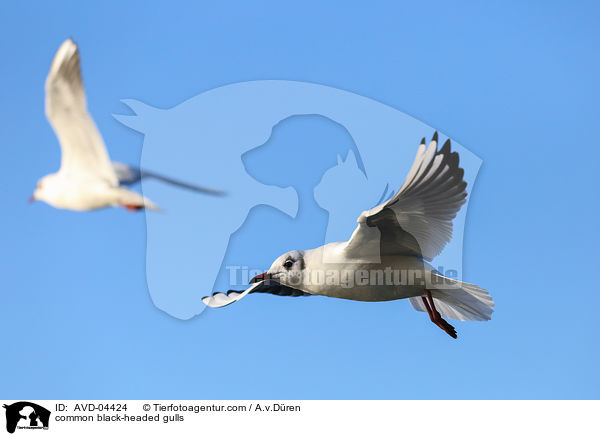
[45,39,118,186]
[343,133,467,261]
[112,162,225,196]
[202,280,310,308]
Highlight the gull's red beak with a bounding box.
[28,195,35,204]
[249,272,272,284]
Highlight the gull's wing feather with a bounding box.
[344,133,467,261]
[112,162,225,196]
[202,280,310,308]
[45,39,117,185]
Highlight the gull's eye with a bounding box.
[283,259,294,269]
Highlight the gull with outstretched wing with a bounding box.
[31,39,223,212]
[202,133,493,339]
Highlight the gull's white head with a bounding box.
[250,249,307,288]
[30,174,59,206]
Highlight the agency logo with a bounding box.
[3,402,50,434]
[115,80,481,320]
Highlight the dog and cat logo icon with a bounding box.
[3,402,50,433]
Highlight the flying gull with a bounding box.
[31,38,223,212]
[202,133,494,338]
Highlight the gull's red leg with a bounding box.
[421,296,435,322]
[424,290,457,339]
[121,204,144,212]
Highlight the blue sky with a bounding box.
[0,1,598,399]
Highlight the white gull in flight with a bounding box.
[31,38,223,212]
[202,133,494,338]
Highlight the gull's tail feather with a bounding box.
[111,187,163,212]
[410,275,494,321]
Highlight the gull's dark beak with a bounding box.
[250,272,272,284]
[28,195,35,204]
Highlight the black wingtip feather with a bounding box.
[432,131,438,143]
[448,152,460,169]
[440,139,451,154]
